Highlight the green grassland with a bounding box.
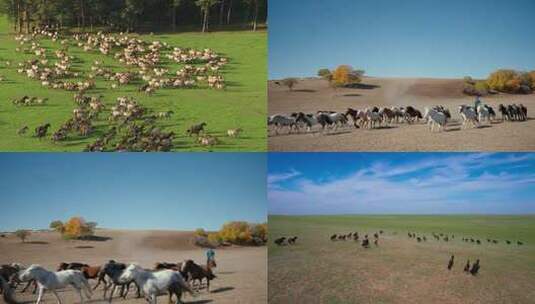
[269,215,535,304]
[0,16,267,151]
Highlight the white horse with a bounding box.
[365,109,382,129]
[423,107,447,132]
[268,114,296,135]
[317,111,348,130]
[458,105,479,129]
[18,265,92,304]
[118,264,195,304]
[294,112,319,133]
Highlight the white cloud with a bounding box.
[268,154,535,215]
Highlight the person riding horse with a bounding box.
[474,96,482,115]
[206,248,217,268]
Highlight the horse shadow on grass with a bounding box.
[225,81,242,88]
[0,80,17,84]
[74,246,95,249]
[210,286,235,294]
[187,300,213,304]
[342,93,361,97]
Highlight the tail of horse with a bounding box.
[0,276,20,304]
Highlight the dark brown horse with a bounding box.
[182,259,216,291]
[57,262,89,271]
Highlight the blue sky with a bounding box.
[0,153,266,231]
[269,0,535,79]
[268,153,535,215]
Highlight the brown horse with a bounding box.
[57,262,89,271]
[0,265,18,294]
[81,265,107,290]
[182,260,216,291]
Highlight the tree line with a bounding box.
[0,0,267,33]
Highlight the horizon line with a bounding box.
[268,213,535,216]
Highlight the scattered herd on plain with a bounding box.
[0,259,217,304]
[1,26,245,151]
[274,229,527,277]
[268,103,529,135]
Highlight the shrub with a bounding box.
[317,68,332,81]
[474,81,489,95]
[219,221,251,244]
[49,220,64,233]
[195,221,267,247]
[195,228,208,237]
[207,232,223,245]
[251,223,267,243]
[281,78,298,91]
[194,235,217,248]
[463,76,475,85]
[487,69,520,93]
[529,71,535,89]
[331,65,363,87]
[14,229,30,242]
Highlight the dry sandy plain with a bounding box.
[268,77,535,151]
[0,229,266,304]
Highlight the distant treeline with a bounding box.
[464,69,535,96]
[0,0,267,33]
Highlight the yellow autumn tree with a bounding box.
[251,223,267,242]
[63,217,94,239]
[529,71,535,88]
[487,69,517,92]
[331,65,363,87]
[219,221,252,244]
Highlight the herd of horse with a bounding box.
[273,229,528,277]
[4,25,236,151]
[0,259,217,304]
[268,103,529,135]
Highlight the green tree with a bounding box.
[49,220,64,232]
[243,0,259,31]
[14,229,30,242]
[196,0,218,32]
[318,68,332,81]
[170,0,181,31]
[282,77,298,91]
[121,0,144,32]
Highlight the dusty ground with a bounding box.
[268,215,535,304]
[0,229,266,304]
[268,77,535,151]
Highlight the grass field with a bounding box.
[269,215,535,304]
[0,16,266,151]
